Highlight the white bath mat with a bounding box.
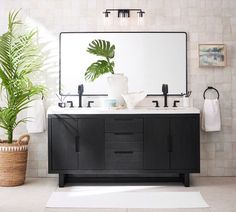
[46,186,209,209]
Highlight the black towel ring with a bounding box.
[203,86,220,99]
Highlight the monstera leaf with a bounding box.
[85,39,115,82]
[85,60,114,82]
[87,39,115,59]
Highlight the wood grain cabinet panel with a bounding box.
[48,114,200,187]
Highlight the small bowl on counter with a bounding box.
[122,91,147,109]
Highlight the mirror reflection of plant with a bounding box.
[0,10,45,143]
[85,39,115,82]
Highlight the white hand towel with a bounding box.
[26,99,46,134]
[202,99,221,132]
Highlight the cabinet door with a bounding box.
[78,118,105,169]
[144,117,170,169]
[51,118,78,170]
[170,116,200,170]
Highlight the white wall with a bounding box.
[1,0,236,177]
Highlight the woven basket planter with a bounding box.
[0,134,30,187]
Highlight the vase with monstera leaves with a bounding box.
[85,39,128,107]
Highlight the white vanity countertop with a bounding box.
[47,106,200,115]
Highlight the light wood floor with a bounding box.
[0,177,236,212]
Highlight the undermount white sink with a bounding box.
[47,106,200,115]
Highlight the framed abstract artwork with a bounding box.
[199,44,226,67]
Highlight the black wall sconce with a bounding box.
[103,9,145,18]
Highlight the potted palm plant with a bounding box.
[0,11,45,186]
[85,39,128,106]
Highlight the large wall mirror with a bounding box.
[60,32,187,96]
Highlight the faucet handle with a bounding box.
[87,100,94,108]
[173,100,180,107]
[152,100,159,107]
[67,101,74,108]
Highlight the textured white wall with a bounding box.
[0,0,236,177]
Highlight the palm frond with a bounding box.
[0,10,46,143]
[8,10,22,32]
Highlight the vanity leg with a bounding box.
[183,173,190,187]
[59,173,65,187]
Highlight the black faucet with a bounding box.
[162,84,168,107]
[78,84,84,108]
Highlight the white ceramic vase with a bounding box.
[107,73,128,107]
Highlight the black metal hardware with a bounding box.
[75,135,80,152]
[103,9,145,18]
[104,11,110,17]
[203,86,220,99]
[114,132,134,135]
[168,134,172,152]
[173,100,180,107]
[59,173,65,188]
[185,91,192,97]
[114,118,134,121]
[58,102,66,108]
[152,100,159,107]
[87,100,94,108]
[162,84,168,107]
[78,84,84,107]
[67,101,74,108]
[114,151,133,154]
[137,10,145,17]
[118,9,130,17]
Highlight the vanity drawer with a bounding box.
[105,133,143,143]
[106,141,143,152]
[106,151,143,170]
[105,118,143,133]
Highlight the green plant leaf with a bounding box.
[87,39,115,59]
[85,60,114,82]
[0,10,46,143]
[85,39,115,82]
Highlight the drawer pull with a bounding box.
[113,118,134,121]
[168,134,172,152]
[114,132,134,135]
[114,151,133,154]
[75,135,80,152]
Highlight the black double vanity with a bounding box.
[48,108,200,187]
[49,31,199,187]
